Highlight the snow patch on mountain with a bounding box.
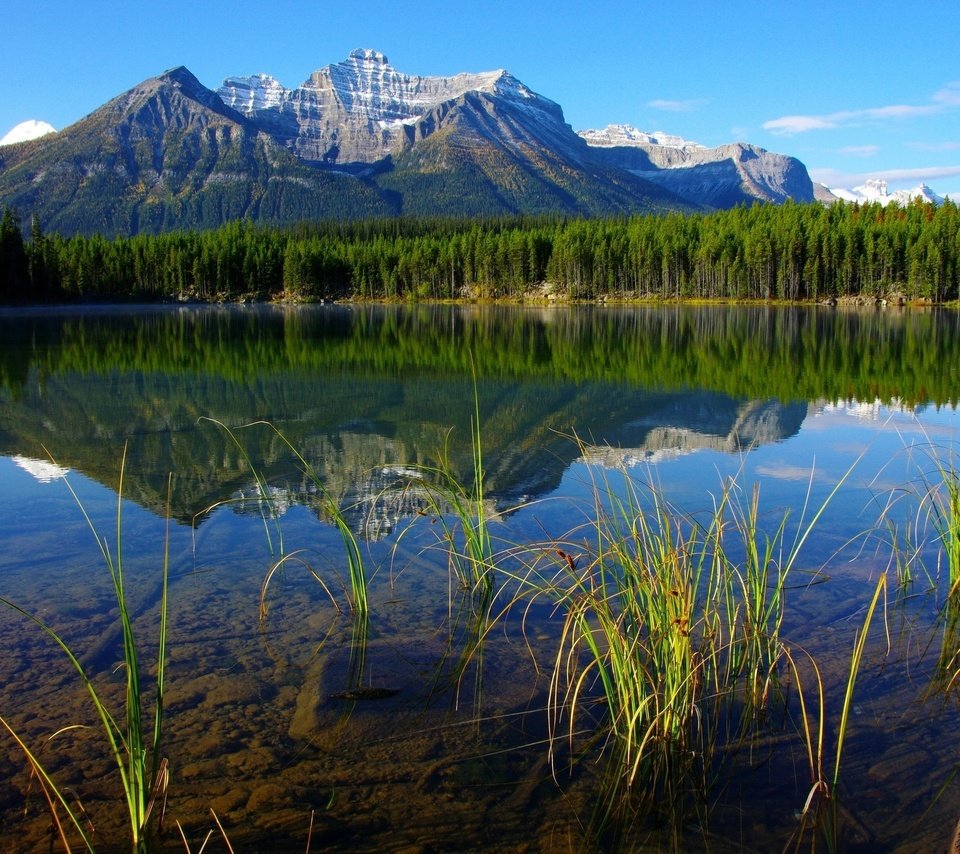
[0,119,56,146]
[219,49,535,126]
[578,124,705,152]
[217,48,564,164]
[218,73,289,113]
[824,178,945,207]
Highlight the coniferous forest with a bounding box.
[1,199,959,304]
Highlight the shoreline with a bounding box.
[0,291,953,311]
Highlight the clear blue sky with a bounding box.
[4,0,960,196]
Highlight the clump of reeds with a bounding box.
[872,439,960,693]
[925,451,960,594]
[907,444,960,693]
[542,453,851,840]
[0,447,171,852]
[545,470,722,831]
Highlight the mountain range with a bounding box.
[816,178,946,207]
[0,49,817,236]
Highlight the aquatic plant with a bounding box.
[909,445,960,694]
[926,452,960,591]
[541,452,853,842]
[784,573,888,853]
[0,447,171,851]
[398,379,499,602]
[544,468,726,835]
[872,439,960,692]
[201,418,370,616]
[259,550,341,623]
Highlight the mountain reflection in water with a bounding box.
[1,303,960,850]
[1,302,950,529]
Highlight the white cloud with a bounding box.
[647,98,707,113]
[840,145,880,158]
[872,165,960,182]
[763,87,955,136]
[753,462,826,483]
[862,104,940,120]
[933,82,960,106]
[763,115,838,134]
[810,163,960,189]
[910,140,960,152]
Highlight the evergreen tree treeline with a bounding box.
[2,201,959,304]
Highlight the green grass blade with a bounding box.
[0,716,97,852]
[833,572,887,788]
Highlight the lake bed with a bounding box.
[0,304,958,851]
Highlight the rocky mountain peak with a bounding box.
[584,126,814,207]
[105,66,229,124]
[825,178,946,207]
[579,124,705,151]
[217,49,561,165]
[157,65,218,100]
[344,48,391,68]
[218,73,288,113]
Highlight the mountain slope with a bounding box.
[0,53,814,236]
[581,124,814,208]
[378,90,689,216]
[0,66,394,235]
[221,50,690,216]
[219,49,574,167]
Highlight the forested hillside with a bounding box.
[2,200,958,304]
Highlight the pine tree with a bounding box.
[0,207,29,302]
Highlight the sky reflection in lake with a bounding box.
[1,304,959,850]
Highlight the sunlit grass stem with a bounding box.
[0,447,171,851]
[544,448,856,838]
[398,376,498,602]
[783,573,888,853]
[202,418,369,615]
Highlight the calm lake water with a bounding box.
[1,303,959,851]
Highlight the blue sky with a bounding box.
[4,0,960,196]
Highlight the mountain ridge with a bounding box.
[0,51,814,236]
[818,178,946,207]
[217,49,589,170]
[579,123,815,207]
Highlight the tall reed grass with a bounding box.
[399,399,498,602]
[783,572,888,852]
[907,445,960,694]
[201,418,370,616]
[541,452,853,841]
[0,447,170,852]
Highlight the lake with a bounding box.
[0,303,959,851]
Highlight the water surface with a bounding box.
[0,304,958,851]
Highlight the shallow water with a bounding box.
[0,303,959,851]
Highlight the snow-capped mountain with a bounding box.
[578,124,705,153]
[218,48,563,165]
[822,178,945,207]
[0,119,56,146]
[0,50,817,236]
[217,73,287,113]
[579,123,814,208]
